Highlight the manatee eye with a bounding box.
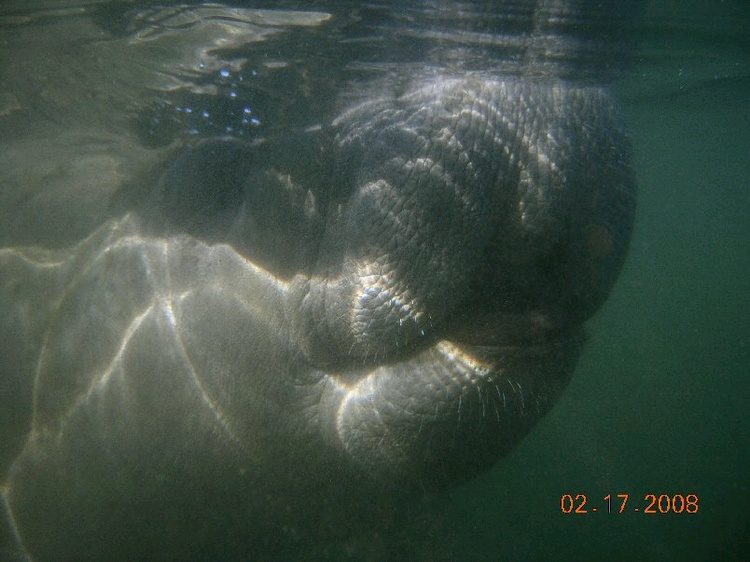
[585,224,615,258]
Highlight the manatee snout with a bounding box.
[295,77,635,370]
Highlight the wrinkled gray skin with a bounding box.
[0,1,636,559]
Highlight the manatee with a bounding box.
[0,1,637,559]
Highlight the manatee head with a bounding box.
[150,75,635,490]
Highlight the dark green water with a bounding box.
[1,1,748,560]
[436,3,750,559]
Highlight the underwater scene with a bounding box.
[0,1,748,560]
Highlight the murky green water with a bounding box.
[1,1,748,560]
[438,3,750,559]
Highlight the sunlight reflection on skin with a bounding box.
[1,215,290,450]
